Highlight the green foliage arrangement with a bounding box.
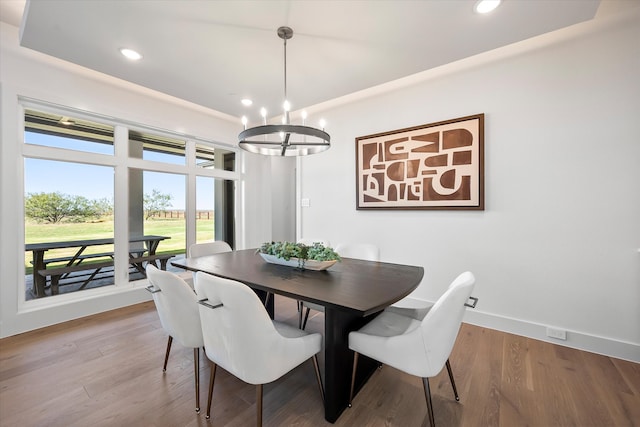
[258,241,341,268]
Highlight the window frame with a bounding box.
[19,99,239,304]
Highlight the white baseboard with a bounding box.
[400,297,640,363]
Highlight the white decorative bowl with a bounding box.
[259,253,337,271]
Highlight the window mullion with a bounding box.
[186,140,197,251]
[113,125,130,285]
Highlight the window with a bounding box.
[196,176,215,243]
[196,142,235,171]
[24,159,115,298]
[22,104,237,300]
[24,109,114,154]
[130,130,186,165]
[129,169,186,267]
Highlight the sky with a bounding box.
[24,132,216,210]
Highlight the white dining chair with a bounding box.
[195,271,324,426]
[187,241,232,286]
[188,241,232,258]
[297,238,331,247]
[145,265,205,414]
[299,242,379,330]
[348,271,477,427]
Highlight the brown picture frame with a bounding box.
[356,113,484,210]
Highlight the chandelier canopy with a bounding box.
[238,27,331,157]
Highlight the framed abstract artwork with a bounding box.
[356,114,484,210]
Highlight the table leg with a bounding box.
[145,239,160,255]
[128,255,146,275]
[31,250,46,298]
[60,246,87,280]
[145,239,160,267]
[66,246,87,267]
[323,308,379,423]
[253,289,274,320]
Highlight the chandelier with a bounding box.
[238,27,331,156]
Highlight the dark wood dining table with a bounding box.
[171,248,424,423]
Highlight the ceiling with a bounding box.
[4,0,605,123]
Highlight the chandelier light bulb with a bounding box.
[319,119,326,130]
[241,116,248,129]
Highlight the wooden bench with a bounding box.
[32,250,147,284]
[40,260,115,295]
[31,252,116,284]
[31,252,115,267]
[32,250,147,268]
[128,254,175,274]
[38,253,175,295]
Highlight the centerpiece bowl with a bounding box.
[259,253,337,270]
[257,241,340,271]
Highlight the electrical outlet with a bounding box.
[546,327,567,340]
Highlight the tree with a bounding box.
[24,192,110,223]
[93,197,113,217]
[144,189,172,220]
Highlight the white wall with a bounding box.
[0,21,272,337]
[298,11,640,361]
[271,156,297,242]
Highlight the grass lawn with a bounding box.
[24,218,214,273]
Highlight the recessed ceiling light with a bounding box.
[474,0,501,14]
[241,98,253,106]
[120,48,142,61]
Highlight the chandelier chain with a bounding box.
[283,37,287,106]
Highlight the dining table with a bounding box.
[171,248,424,423]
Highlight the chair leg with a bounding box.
[205,361,217,420]
[445,359,460,401]
[348,352,359,407]
[422,377,436,427]
[263,292,271,307]
[163,336,173,372]
[194,348,200,413]
[311,355,325,406]
[301,307,311,330]
[256,384,263,427]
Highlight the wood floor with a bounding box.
[1,296,638,427]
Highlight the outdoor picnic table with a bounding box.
[25,235,170,298]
